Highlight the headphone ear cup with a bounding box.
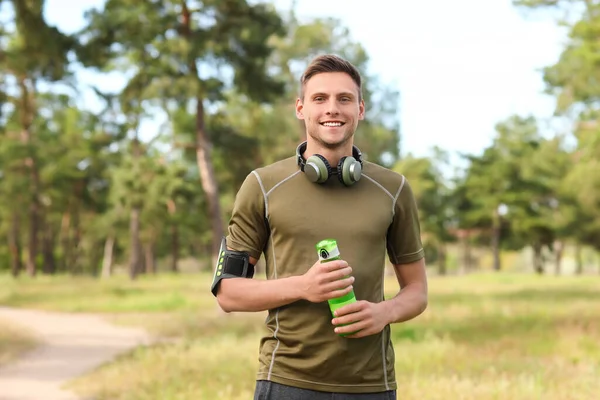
[337,156,348,185]
[305,154,332,183]
[337,156,362,186]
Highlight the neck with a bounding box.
[303,141,354,168]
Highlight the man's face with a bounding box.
[296,72,365,149]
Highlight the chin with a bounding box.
[308,129,354,148]
[321,133,352,148]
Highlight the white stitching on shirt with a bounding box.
[362,174,394,200]
[362,172,407,390]
[253,170,300,381]
[266,170,301,197]
[251,171,268,214]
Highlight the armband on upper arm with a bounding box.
[210,237,255,297]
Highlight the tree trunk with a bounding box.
[575,243,583,275]
[167,199,179,273]
[491,211,501,271]
[195,95,223,262]
[437,244,447,276]
[42,218,56,274]
[8,212,23,277]
[533,243,544,275]
[60,209,71,271]
[181,2,224,263]
[144,242,156,274]
[26,192,39,277]
[101,235,115,279]
[69,199,82,274]
[88,235,105,276]
[19,77,40,277]
[128,132,144,279]
[171,224,179,273]
[61,191,81,274]
[553,240,563,276]
[462,231,472,273]
[129,207,143,279]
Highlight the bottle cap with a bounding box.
[316,239,340,261]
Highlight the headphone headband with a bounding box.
[295,141,363,171]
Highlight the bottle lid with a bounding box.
[316,239,340,261]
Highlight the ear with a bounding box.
[295,98,305,120]
[358,99,365,120]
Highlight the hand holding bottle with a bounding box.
[300,258,354,303]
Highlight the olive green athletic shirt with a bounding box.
[225,155,424,394]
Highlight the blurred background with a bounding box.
[0,0,599,399]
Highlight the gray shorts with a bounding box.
[253,380,397,400]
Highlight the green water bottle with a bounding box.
[316,239,357,318]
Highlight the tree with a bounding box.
[1,0,75,276]
[77,0,286,264]
[514,0,600,271]
[457,115,549,272]
[393,148,455,275]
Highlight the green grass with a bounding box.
[0,273,215,313]
[0,318,39,366]
[1,271,599,399]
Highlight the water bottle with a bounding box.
[315,239,357,319]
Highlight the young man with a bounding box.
[211,54,428,400]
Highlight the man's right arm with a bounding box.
[217,171,354,312]
[216,275,305,313]
[215,257,354,313]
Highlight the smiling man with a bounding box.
[211,54,428,400]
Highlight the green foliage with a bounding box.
[7,0,75,80]
[0,0,599,276]
[78,0,286,103]
[393,148,455,249]
[456,116,556,251]
[513,0,600,252]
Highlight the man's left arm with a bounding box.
[332,175,428,337]
[381,257,428,324]
[331,258,428,338]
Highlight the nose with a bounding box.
[325,99,339,116]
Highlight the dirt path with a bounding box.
[0,306,151,400]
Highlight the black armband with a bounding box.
[210,237,255,297]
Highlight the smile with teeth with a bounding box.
[321,121,345,127]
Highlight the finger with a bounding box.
[334,321,368,336]
[333,300,365,317]
[325,276,354,291]
[321,260,349,272]
[326,285,354,300]
[330,266,352,280]
[332,311,364,326]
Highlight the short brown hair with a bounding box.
[299,54,363,101]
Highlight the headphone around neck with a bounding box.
[295,141,364,186]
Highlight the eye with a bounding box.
[340,97,351,102]
[313,96,325,102]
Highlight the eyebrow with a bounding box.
[311,92,356,98]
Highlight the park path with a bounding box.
[0,306,152,400]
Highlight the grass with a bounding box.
[0,318,39,366]
[0,271,599,399]
[0,273,215,313]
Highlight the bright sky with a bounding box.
[42,0,567,160]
